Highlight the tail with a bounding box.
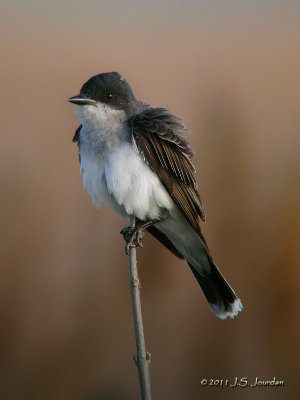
[188,261,243,319]
[149,220,243,319]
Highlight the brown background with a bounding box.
[0,1,299,399]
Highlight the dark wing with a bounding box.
[72,125,82,143]
[128,107,205,236]
[73,125,82,163]
[146,225,184,259]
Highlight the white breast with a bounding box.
[80,153,129,218]
[104,143,174,220]
[77,103,174,220]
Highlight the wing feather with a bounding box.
[72,125,82,143]
[129,107,205,235]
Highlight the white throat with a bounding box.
[76,103,129,153]
[76,103,127,133]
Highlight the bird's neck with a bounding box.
[77,105,129,154]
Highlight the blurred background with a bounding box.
[0,1,299,399]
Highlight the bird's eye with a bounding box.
[106,93,114,99]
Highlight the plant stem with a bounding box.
[128,216,152,400]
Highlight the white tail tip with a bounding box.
[210,298,243,320]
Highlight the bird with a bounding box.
[68,72,243,319]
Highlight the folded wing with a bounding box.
[128,107,205,235]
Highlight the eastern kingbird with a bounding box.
[69,72,243,319]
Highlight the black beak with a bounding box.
[68,94,97,106]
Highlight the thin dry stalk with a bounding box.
[127,216,152,400]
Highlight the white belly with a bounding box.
[80,143,174,220]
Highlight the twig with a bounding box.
[127,216,152,400]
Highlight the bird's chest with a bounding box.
[78,124,125,210]
[78,128,173,220]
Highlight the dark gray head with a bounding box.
[69,72,137,111]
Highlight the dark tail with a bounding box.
[147,224,243,319]
[188,261,243,319]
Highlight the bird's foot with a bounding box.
[120,226,145,255]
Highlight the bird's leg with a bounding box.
[120,227,145,255]
[120,219,158,255]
